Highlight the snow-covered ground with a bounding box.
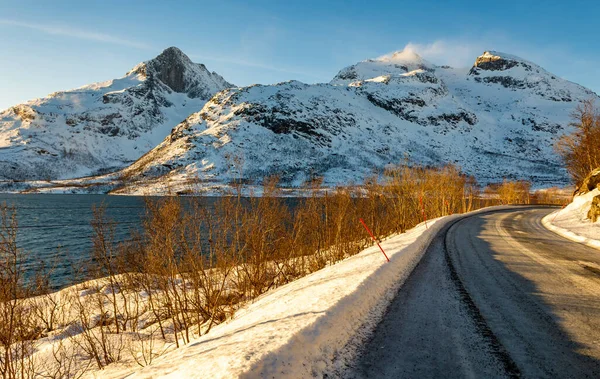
[94,218,443,378]
[542,188,600,250]
[96,207,526,378]
[22,213,459,378]
[14,205,531,378]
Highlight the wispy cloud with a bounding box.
[190,53,328,81]
[194,22,330,83]
[0,18,152,50]
[398,40,485,67]
[379,39,600,93]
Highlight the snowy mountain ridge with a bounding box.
[1,47,598,193]
[115,49,597,193]
[0,47,233,180]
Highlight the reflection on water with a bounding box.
[0,194,147,290]
[0,194,302,291]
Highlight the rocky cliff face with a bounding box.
[578,167,600,194]
[117,50,598,191]
[133,46,231,99]
[579,167,600,222]
[0,47,233,180]
[468,51,579,102]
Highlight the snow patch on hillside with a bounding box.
[111,49,598,195]
[0,47,233,181]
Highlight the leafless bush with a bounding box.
[38,338,90,379]
[376,164,476,233]
[127,325,166,368]
[496,180,531,205]
[30,260,74,334]
[556,98,600,186]
[70,281,125,370]
[531,187,570,205]
[0,204,43,379]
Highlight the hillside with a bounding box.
[116,50,598,193]
[0,47,233,180]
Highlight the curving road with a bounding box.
[350,207,600,378]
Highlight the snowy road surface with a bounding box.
[350,207,600,378]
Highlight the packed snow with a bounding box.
[90,217,445,378]
[22,209,497,378]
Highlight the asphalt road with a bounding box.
[350,207,600,378]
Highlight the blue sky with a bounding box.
[1,0,599,110]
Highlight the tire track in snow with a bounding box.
[444,216,521,378]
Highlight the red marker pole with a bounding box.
[359,218,390,262]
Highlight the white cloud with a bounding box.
[377,39,599,94]
[399,40,485,67]
[0,19,152,50]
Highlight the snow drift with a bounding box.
[94,218,444,378]
[543,168,600,249]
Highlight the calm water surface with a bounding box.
[0,194,302,290]
[0,194,148,290]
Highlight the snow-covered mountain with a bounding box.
[118,50,597,190]
[0,47,233,180]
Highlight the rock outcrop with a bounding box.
[576,167,600,195]
[588,194,600,222]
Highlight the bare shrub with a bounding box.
[556,98,600,186]
[378,164,475,233]
[30,259,74,334]
[38,337,91,379]
[71,282,125,370]
[0,204,43,379]
[127,326,166,368]
[531,187,570,205]
[497,180,531,205]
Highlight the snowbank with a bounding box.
[93,215,462,378]
[542,188,600,250]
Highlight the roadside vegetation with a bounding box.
[556,98,600,187]
[0,163,567,378]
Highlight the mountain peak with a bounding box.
[377,48,424,64]
[0,46,234,181]
[152,46,192,66]
[144,47,197,93]
[471,50,533,72]
[127,46,190,77]
[126,47,233,99]
[331,48,432,84]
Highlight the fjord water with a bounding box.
[0,194,304,291]
[0,194,147,290]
